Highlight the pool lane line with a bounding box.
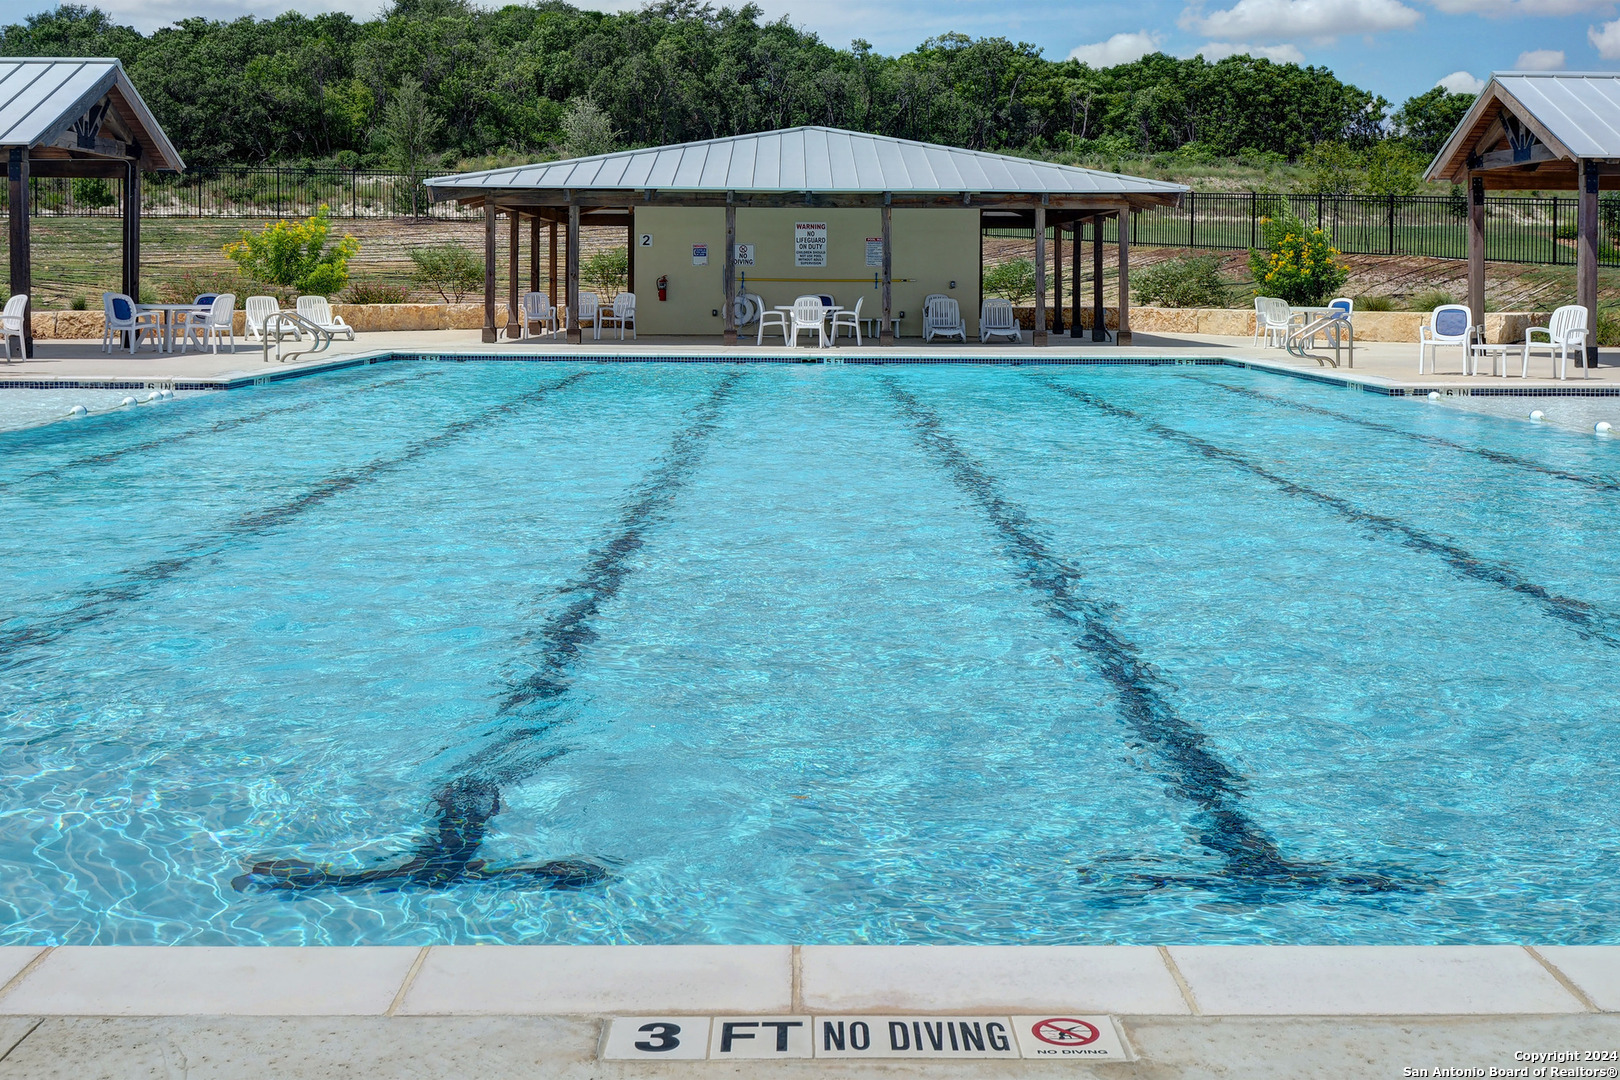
[0,371,593,671]
[1194,375,1620,495]
[880,377,1426,900]
[234,371,748,894]
[0,368,448,491]
[1034,377,1620,651]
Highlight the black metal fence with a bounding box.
[2,168,1615,265]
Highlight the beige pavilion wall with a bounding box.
[630,206,982,337]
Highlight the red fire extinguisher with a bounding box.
[657,276,668,301]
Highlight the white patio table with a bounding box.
[773,304,844,345]
[136,303,208,353]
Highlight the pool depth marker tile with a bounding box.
[881,378,1423,900]
[1034,377,1620,651]
[236,371,748,893]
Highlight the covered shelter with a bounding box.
[424,127,1186,346]
[1427,71,1620,370]
[2,58,184,357]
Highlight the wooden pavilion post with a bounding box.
[1069,220,1082,338]
[482,200,497,343]
[879,196,893,345]
[122,160,140,320]
[566,200,582,344]
[626,209,635,300]
[548,221,559,310]
[8,150,31,358]
[1033,205,1047,346]
[1579,159,1599,372]
[1116,209,1131,346]
[506,209,520,339]
[529,216,540,293]
[723,197,738,346]
[1052,215,1064,336]
[1467,172,1486,337]
[1091,214,1106,342]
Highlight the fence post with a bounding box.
[1551,197,1560,265]
[1189,191,1195,248]
[1389,194,1396,255]
[352,167,358,218]
[1250,191,1257,249]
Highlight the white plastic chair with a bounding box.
[180,293,237,354]
[1254,296,1291,347]
[295,296,355,340]
[789,295,827,347]
[244,296,294,343]
[102,292,162,353]
[1522,304,1589,380]
[1418,304,1479,374]
[573,292,600,339]
[600,293,636,340]
[923,296,966,342]
[520,291,557,340]
[830,296,864,345]
[980,298,1022,343]
[1,294,26,361]
[757,303,788,345]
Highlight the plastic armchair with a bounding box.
[295,296,355,340]
[923,296,966,342]
[0,294,26,361]
[1522,304,1589,380]
[244,296,298,343]
[573,292,601,339]
[520,291,557,340]
[980,298,1022,343]
[789,295,827,347]
[102,292,163,354]
[830,296,864,345]
[180,293,237,354]
[757,303,789,345]
[600,293,637,340]
[1254,296,1291,347]
[1418,304,1479,375]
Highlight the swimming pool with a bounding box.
[2,359,1617,945]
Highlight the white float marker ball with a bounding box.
[119,396,137,407]
[1428,391,1440,400]
[1598,421,1614,434]
[1530,410,1546,421]
[68,404,87,416]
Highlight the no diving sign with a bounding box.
[602,1014,1131,1062]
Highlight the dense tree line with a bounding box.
[1,1,1474,169]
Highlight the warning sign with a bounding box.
[816,1017,1018,1059]
[795,222,827,267]
[865,236,883,267]
[691,243,708,266]
[1012,1015,1132,1060]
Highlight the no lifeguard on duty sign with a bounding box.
[600,1014,1133,1061]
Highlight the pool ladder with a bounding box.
[1285,311,1354,369]
[262,311,336,365]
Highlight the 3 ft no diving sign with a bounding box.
[601,1014,1132,1061]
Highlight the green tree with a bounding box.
[409,244,482,302]
[982,258,1036,304]
[224,205,360,294]
[1298,141,1360,195]
[1392,86,1476,157]
[559,96,618,158]
[1364,142,1423,198]
[581,246,628,299]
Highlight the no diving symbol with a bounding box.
[1031,1018,1100,1047]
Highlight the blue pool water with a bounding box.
[2,359,1618,945]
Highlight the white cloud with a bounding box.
[1181,0,1421,40]
[1437,70,1487,92]
[1514,47,1566,68]
[1193,40,1308,61]
[1068,31,1165,66]
[1428,0,1612,14]
[1591,17,1620,56]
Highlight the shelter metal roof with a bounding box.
[1490,72,1620,159]
[426,126,1185,201]
[0,58,183,171]
[1426,71,1620,186]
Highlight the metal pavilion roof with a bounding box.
[426,126,1186,200]
[1427,71,1620,185]
[0,58,183,171]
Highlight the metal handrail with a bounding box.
[262,311,334,364]
[1285,311,1354,369]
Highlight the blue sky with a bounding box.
[13,0,1619,105]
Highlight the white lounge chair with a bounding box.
[980,298,1022,343]
[788,295,827,347]
[601,292,636,340]
[1254,296,1291,348]
[179,293,237,354]
[1418,304,1479,375]
[244,296,294,343]
[1,294,26,361]
[1522,304,1589,380]
[573,292,600,339]
[757,302,788,345]
[923,296,966,342]
[830,296,864,345]
[102,292,162,354]
[295,296,355,340]
[520,291,557,340]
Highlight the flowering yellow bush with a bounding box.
[223,205,360,296]
[1248,213,1349,306]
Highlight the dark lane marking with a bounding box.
[881,378,1425,900]
[1196,376,1620,495]
[0,368,446,490]
[1038,377,1620,650]
[235,372,747,893]
[0,371,592,670]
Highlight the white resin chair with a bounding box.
[601,292,637,340]
[830,296,864,345]
[520,291,557,339]
[980,298,1022,343]
[0,294,26,361]
[1254,296,1291,347]
[923,296,966,342]
[244,296,296,343]
[1522,304,1589,380]
[179,293,237,354]
[1418,304,1479,375]
[102,292,163,354]
[573,292,600,339]
[295,296,355,340]
[757,302,789,345]
[789,295,827,347]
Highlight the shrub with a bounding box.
[1409,288,1458,312]
[1596,309,1620,348]
[71,177,117,210]
[159,269,257,305]
[345,280,411,304]
[69,295,88,310]
[1132,255,1230,308]
[582,246,629,299]
[1555,222,1578,240]
[1355,294,1398,311]
[1248,213,1349,306]
[223,205,359,295]
[982,258,1036,305]
[409,244,483,302]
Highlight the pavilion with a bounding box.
[1427,71,1620,370]
[1,58,184,358]
[424,127,1187,346]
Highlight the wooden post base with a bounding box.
[1117,331,1132,346]
[481,327,498,344]
[566,329,582,344]
[1033,331,1048,347]
[723,329,738,346]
